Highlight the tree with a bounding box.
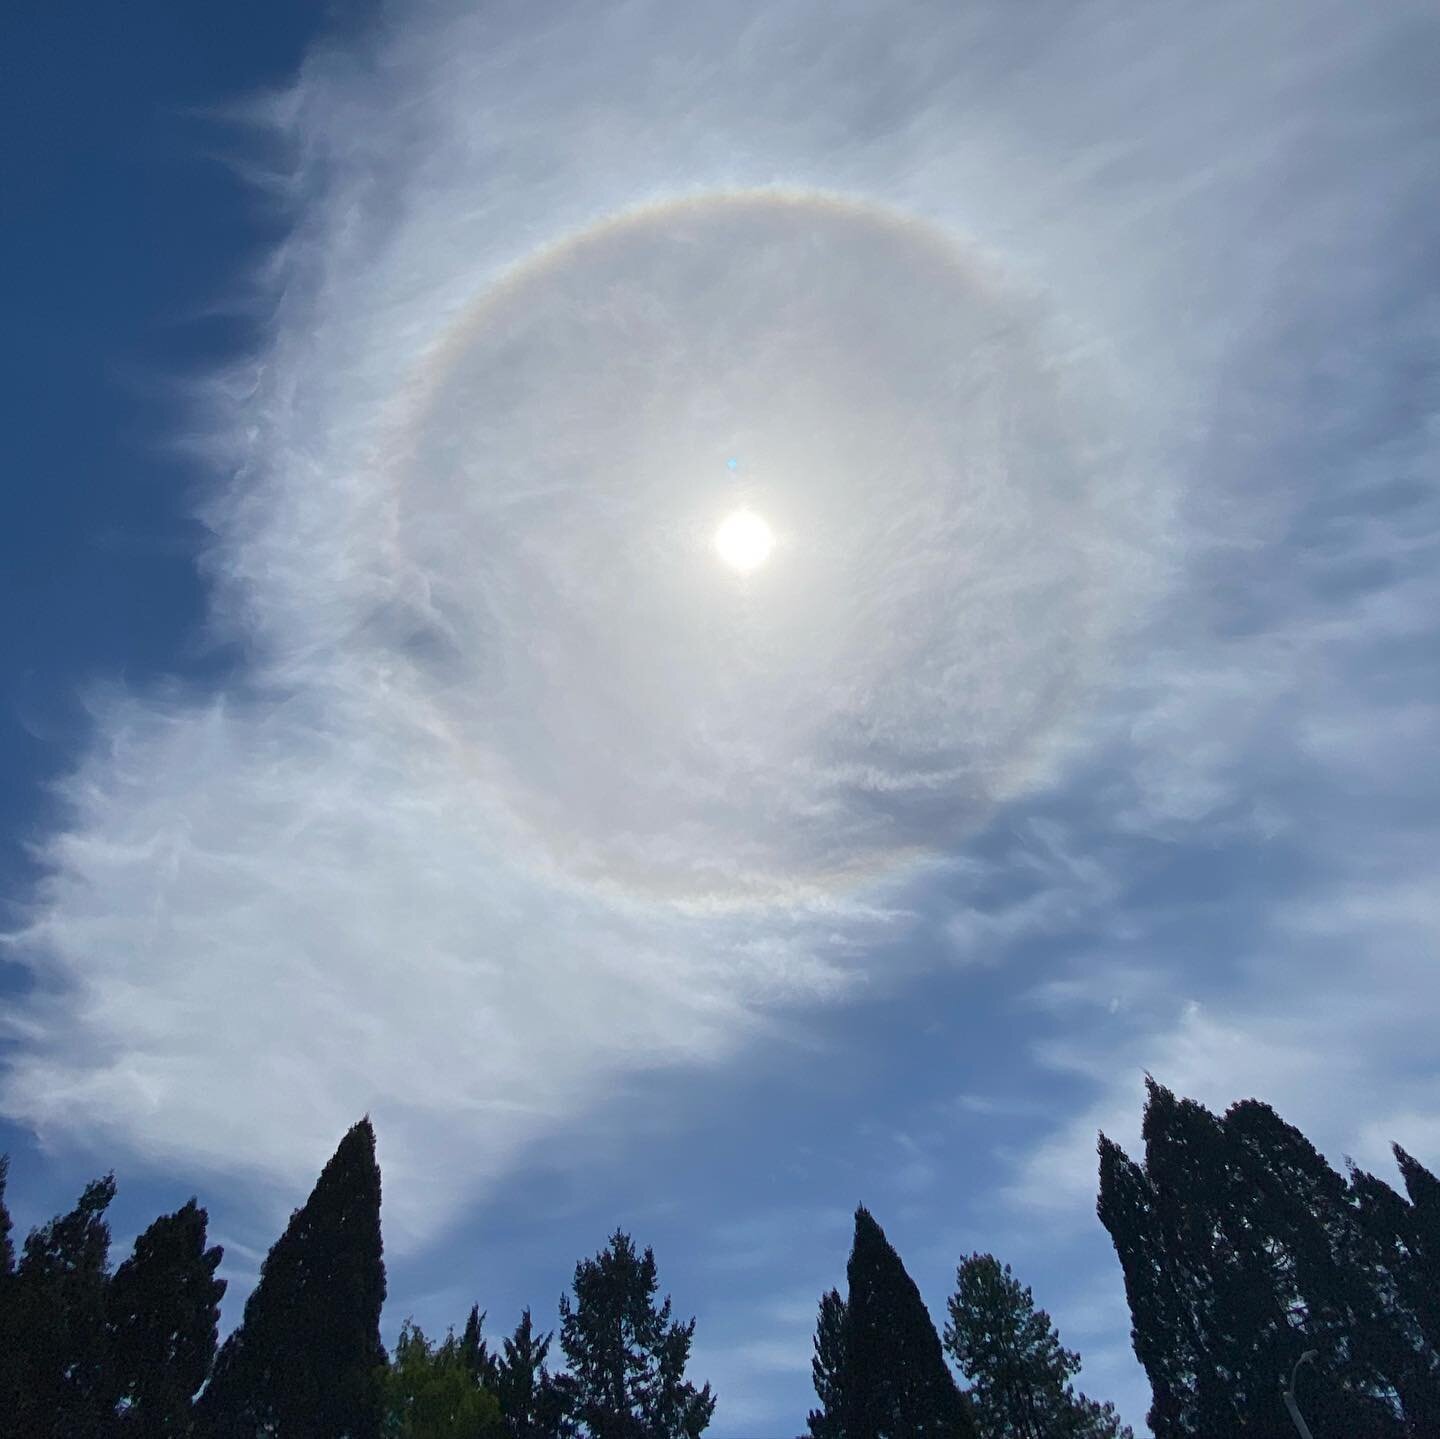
[105,1196,226,1435]
[196,1116,388,1439]
[383,1319,502,1439]
[554,1229,715,1439]
[842,1206,974,1439]
[0,1154,13,1277]
[5,1172,117,1438]
[495,1307,568,1439]
[942,1253,1132,1439]
[806,1288,848,1439]
[461,1305,502,1392]
[1098,1078,1435,1438]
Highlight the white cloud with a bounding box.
[2,2,1435,1330]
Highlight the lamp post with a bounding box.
[1281,1350,1318,1439]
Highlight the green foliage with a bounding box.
[196,1116,388,1439]
[841,1206,974,1439]
[942,1252,1131,1439]
[105,1196,226,1434]
[555,1229,715,1439]
[384,1318,503,1438]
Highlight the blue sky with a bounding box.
[3,3,1438,1435]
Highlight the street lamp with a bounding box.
[1281,1350,1318,1439]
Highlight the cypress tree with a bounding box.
[196,1116,387,1439]
[554,1229,715,1439]
[105,1196,226,1435]
[842,1206,974,1439]
[1099,1081,1440,1437]
[462,1305,502,1392]
[806,1288,848,1439]
[495,1306,568,1439]
[1096,1133,1190,1439]
[1392,1145,1440,1353]
[7,1172,117,1439]
[942,1252,1132,1438]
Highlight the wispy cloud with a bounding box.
[1,18,1435,1400]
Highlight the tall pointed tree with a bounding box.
[196,1116,387,1439]
[105,1196,226,1434]
[842,1206,974,1439]
[495,1306,568,1439]
[942,1252,1132,1439]
[6,1172,117,1438]
[806,1287,848,1439]
[555,1229,715,1439]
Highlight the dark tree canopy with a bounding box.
[495,1306,568,1439]
[1099,1077,1439,1439]
[196,1116,388,1439]
[555,1229,715,1439]
[6,1171,117,1438]
[841,1206,974,1439]
[105,1196,226,1434]
[806,1287,849,1439]
[943,1252,1131,1439]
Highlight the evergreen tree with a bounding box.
[806,1288,848,1439]
[842,1206,974,1439]
[105,1196,226,1435]
[495,1307,567,1439]
[461,1306,502,1392]
[554,1229,715,1439]
[1098,1079,1436,1438]
[383,1319,502,1438]
[1349,1150,1440,1429]
[942,1253,1132,1439]
[196,1117,388,1439]
[6,1172,117,1439]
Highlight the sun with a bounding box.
[714,509,775,572]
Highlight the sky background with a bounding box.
[2,3,1438,1435]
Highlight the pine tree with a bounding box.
[843,1206,974,1439]
[196,1117,388,1439]
[495,1306,568,1439]
[105,1196,226,1434]
[7,1172,117,1438]
[554,1229,715,1439]
[806,1288,848,1439]
[942,1253,1132,1439]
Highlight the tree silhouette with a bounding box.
[105,1196,226,1434]
[196,1117,387,1438]
[842,1206,974,1439]
[555,1229,714,1439]
[806,1287,848,1439]
[943,1252,1131,1439]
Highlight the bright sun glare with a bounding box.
[714,509,775,572]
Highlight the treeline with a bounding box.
[0,1078,1435,1437]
